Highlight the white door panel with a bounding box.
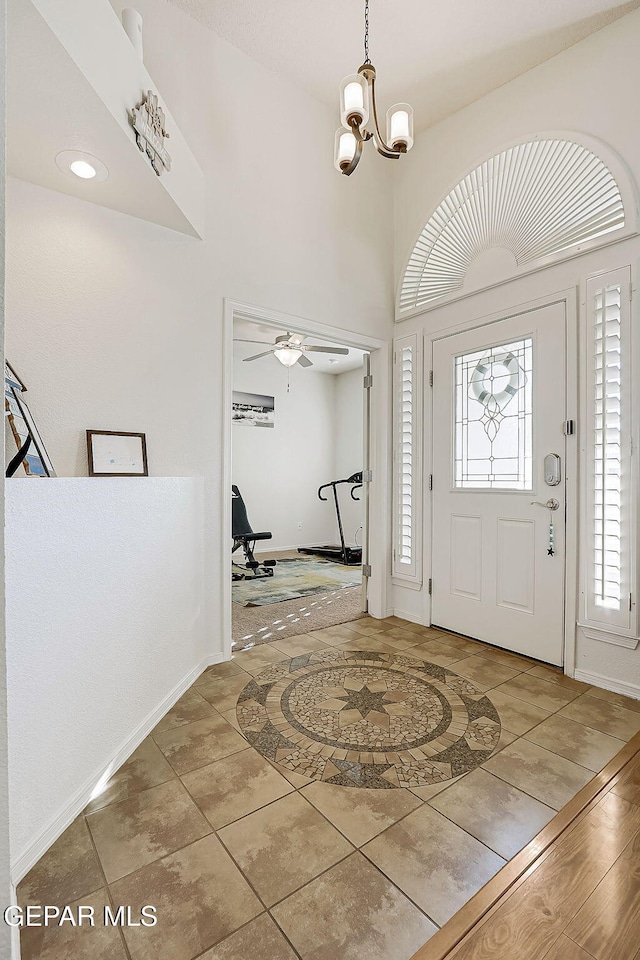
[431,302,566,664]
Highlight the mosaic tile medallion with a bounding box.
[236,650,501,789]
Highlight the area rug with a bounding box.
[236,649,501,788]
[232,557,362,607]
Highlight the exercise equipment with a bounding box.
[298,472,363,566]
[232,485,277,580]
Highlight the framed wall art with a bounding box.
[87,430,148,477]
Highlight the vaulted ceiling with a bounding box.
[170,0,639,131]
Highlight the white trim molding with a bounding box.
[11,653,222,886]
[577,623,639,650]
[574,668,640,701]
[222,299,391,661]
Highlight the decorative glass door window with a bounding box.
[454,338,533,489]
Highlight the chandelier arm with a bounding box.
[367,74,404,159]
[341,136,365,176]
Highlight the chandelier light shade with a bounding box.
[334,0,414,176]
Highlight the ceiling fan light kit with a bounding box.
[334,0,414,176]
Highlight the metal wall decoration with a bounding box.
[130,90,171,177]
[4,363,56,477]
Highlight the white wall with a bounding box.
[0,0,11,952]
[334,366,364,547]
[232,358,338,552]
[391,9,640,693]
[5,478,207,874]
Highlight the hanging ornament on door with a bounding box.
[531,498,559,556]
[548,511,555,556]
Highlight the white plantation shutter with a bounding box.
[393,335,422,583]
[586,268,632,630]
[399,140,625,316]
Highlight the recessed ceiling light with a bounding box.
[70,160,97,179]
[55,150,109,183]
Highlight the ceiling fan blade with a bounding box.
[243,350,275,362]
[303,346,349,355]
[234,339,274,345]
[298,354,313,368]
[289,333,305,345]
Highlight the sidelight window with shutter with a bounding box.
[585,268,633,631]
[392,334,422,583]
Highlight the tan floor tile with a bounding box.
[84,737,177,813]
[197,659,247,683]
[493,673,580,713]
[197,673,252,713]
[153,712,248,775]
[271,852,437,960]
[345,619,388,637]
[152,688,217,735]
[17,817,104,908]
[272,761,314,788]
[433,632,488,655]
[182,748,293,829]
[234,645,289,669]
[525,663,592,693]
[218,792,353,907]
[407,639,465,666]
[222,708,242,732]
[110,835,262,960]
[429,768,555,860]
[87,779,211,883]
[409,773,466,801]
[488,688,553,735]
[300,781,422,846]
[19,888,127,960]
[559,693,640,741]
[382,617,427,636]
[309,625,371,645]
[585,685,640,714]
[451,656,520,690]
[524,713,626,771]
[362,804,505,927]
[335,636,398,655]
[483,738,593,810]
[376,628,422,648]
[201,913,297,960]
[272,634,330,657]
[473,645,533,671]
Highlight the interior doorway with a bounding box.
[431,300,572,665]
[227,311,374,655]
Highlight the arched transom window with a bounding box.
[399,139,626,315]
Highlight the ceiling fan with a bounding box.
[234,332,349,368]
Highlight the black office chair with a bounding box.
[232,485,277,580]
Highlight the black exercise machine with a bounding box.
[298,472,363,566]
[232,485,277,580]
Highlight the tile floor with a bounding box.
[18,617,640,960]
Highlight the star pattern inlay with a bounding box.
[316,680,412,733]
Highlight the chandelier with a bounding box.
[334,0,414,176]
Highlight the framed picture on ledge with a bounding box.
[87,430,148,477]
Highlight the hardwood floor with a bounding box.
[411,731,640,960]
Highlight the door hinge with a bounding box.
[429,370,433,387]
[563,419,575,436]
[428,578,433,595]
[363,563,372,578]
[630,593,633,612]
[428,474,433,491]
[362,469,373,482]
[363,375,373,389]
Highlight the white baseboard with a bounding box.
[11,651,224,886]
[575,668,640,702]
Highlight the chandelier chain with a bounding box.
[364,0,370,64]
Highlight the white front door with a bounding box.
[431,302,567,664]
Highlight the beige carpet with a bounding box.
[232,550,364,649]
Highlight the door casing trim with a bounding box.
[222,299,390,661]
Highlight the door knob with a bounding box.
[531,498,560,510]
